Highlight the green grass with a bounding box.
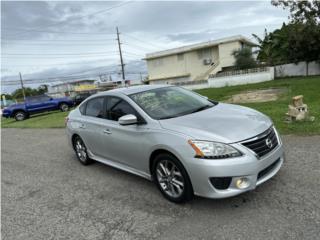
[196,76,320,135]
[1,110,69,128]
[1,76,319,135]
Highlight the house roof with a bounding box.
[145,35,257,60]
[50,79,95,87]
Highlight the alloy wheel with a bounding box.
[156,160,185,198]
[75,139,87,162]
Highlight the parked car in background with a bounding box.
[2,94,74,121]
[0,99,16,116]
[66,85,284,203]
[73,92,91,106]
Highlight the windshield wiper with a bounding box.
[190,105,212,113]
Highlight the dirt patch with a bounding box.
[226,88,287,103]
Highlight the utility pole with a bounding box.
[116,27,125,84]
[19,72,26,101]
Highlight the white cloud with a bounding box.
[1,1,289,92]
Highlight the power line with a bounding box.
[7,1,133,38]
[2,54,121,59]
[1,59,116,67]
[123,42,161,52]
[122,33,165,50]
[2,38,116,42]
[2,27,116,35]
[2,51,119,56]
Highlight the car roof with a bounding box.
[95,84,171,96]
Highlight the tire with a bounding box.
[152,153,193,203]
[14,111,27,121]
[59,103,69,112]
[72,136,93,165]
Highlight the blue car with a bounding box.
[2,94,74,121]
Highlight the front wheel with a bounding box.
[14,111,27,121]
[59,103,69,112]
[153,153,193,203]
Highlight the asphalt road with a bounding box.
[2,129,320,240]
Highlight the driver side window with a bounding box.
[106,97,137,121]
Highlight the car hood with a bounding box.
[159,103,272,143]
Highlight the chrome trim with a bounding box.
[238,126,280,159]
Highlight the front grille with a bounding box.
[242,127,278,158]
[258,158,280,180]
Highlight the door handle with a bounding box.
[103,129,112,134]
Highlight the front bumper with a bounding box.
[186,138,284,199]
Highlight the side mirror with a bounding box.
[118,114,138,126]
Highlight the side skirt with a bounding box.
[87,150,152,181]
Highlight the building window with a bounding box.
[177,53,184,61]
[197,48,212,59]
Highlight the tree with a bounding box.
[232,47,257,70]
[271,0,320,24]
[37,84,48,94]
[1,93,13,100]
[255,23,320,65]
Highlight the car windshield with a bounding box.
[129,86,216,120]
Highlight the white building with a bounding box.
[145,35,256,84]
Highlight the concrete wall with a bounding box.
[174,67,274,90]
[218,41,240,67]
[275,61,320,78]
[208,67,274,88]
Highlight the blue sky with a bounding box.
[1,1,289,93]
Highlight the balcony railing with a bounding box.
[209,66,270,78]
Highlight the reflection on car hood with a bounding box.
[159,103,272,143]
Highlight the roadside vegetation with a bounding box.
[2,76,319,135]
[197,76,320,135]
[1,110,69,128]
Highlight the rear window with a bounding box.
[84,97,104,118]
[79,102,86,115]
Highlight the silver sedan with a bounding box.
[66,85,284,203]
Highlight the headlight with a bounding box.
[188,140,242,159]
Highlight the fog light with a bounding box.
[235,177,250,189]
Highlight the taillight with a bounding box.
[64,117,69,126]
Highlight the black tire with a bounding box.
[72,136,93,165]
[59,103,69,112]
[152,153,193,203]
[14,111,27,121]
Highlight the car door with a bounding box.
[25,96,43,113]
[79,96,110,158]
[40,95,56,110]
[100,96,149,169]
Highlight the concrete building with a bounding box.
[144,35,256,84]
[48,79,96,98]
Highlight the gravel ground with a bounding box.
[1,128,320,240]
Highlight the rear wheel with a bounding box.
[59,103,69,112]
[153,153,193,203]
[73,136,93,165]
[14,111,26,121]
